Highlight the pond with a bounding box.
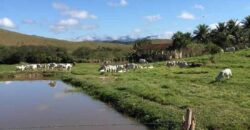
[0,80,148,130]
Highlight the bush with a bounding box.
[183,43,206,57]
[0,45,73,64]
[72,46,130,62]
[205,43,222,54]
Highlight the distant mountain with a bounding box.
[73,34,172,45]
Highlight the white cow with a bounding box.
[215,68,232,81]
[25,64,37,70]
[65,63,73,70]
[225,47,236,52]
[16,65,25,71]
[139,59,148,64]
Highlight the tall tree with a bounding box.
[216,22,227,33]
[226,19,242,45]
[242,16,250,43]
[242,16,250,29]
[172,31,192,49]
[210,22,230,48]
[194,24,210,44]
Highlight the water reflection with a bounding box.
[48,80,56,88]
[0,80,148,130]
[4,81,12,85]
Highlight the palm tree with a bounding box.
[209,22,230,48]
[226,19,242,46]
[194,24,210,44]
[242,16,250,29]
[242,16,250,43]
[216,22,227,33]
[226,19,240,34]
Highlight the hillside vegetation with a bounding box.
[0,29,131,52]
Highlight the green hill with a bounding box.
[0,29,131,52]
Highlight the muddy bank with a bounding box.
[0,71,63,81]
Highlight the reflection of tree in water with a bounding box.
[49,81,56,88]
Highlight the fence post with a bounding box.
[182,108,196,130]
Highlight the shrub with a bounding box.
[205,43,222,54]
[183,43,206,57]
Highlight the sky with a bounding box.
[0,0,250,41]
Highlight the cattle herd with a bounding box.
[166,61,203,68]
[15,58,232,82]
[16,63,73,71]
[99,63,154,73]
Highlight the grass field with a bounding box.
[1,49,250,130]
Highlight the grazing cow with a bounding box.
[99,63,146,73]
[139,59,148,64]
[48,63,57,70]
[65,63,73,70]
[215,68,232,81]
[166,61,176,67]
[177,61,189,68]
[225,47,236,52]
[125,63,140,70]
[16,65,25,71]
[25,64,37,70]
[100,65,117,73]
[168,61,189,68]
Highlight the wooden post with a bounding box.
[182,108,196,130]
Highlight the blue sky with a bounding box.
[0,0,250,41]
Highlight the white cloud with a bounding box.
[108,0,128,7]
[81,24,99,30]
[144,15,162,22]
[51,18,98,33]
[178,11,195,20]
[4,81,12,85]
[52,2,69,11]
[51,18,79,32]
[0,17,16,29]
[152,31,174,39]
[236,21,243,27]
[58,19,79,26]
[194,4,205,10]
[53,2,97,19]
[133,28,142,34]
[209,20,243,30]
[209,23,218,30]
[22,19,37,25]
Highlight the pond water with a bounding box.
[0,80,148,130]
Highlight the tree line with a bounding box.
[0,45,130,64]
[171,16,250,54]
[131,15,250,61]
